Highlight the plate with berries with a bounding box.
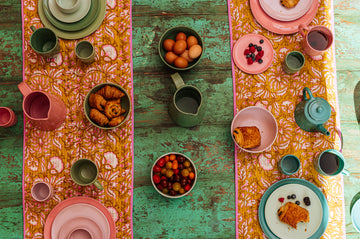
[232,34,274,74]
[258,178,329,239]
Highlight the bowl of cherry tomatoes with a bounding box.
[158,26,204,71]
[151,152,197,198]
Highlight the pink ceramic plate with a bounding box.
[58,217,103,239]
[259,0,313,22]
[250,0,319,34]
[232,34,273,74]
[44,197,116,239]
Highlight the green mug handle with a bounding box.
[341,168,350,176]
[30,26,36,32]
[171,73,185,90]
[93,179,103,190]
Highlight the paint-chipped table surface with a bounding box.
[0,0,360,238]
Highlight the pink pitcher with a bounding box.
[18,82,66,131]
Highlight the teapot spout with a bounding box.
[316,124,330,136]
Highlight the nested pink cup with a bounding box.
[31,181,53,202]
[299,24,334,57]
[0,107,17,127]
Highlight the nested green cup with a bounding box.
[30,26,60,58]
[70,159,103,190]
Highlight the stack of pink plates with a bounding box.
[44,197,116,239]
[250,0,319,34]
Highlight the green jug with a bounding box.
[294,87,331,136]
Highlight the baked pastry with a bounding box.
[233,126,261,149]
[88,93,106,111]
[280,0,299,8]
[277,202,309,229]
[108,115,125,127]
[104,99,125,119]
[96,85,125,100]
[89,108,109,127]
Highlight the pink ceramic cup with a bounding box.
[299,24,334,57]
[0,107,17,127]
[31,181,53,202]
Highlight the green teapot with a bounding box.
[294,87,331,136]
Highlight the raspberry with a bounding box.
[255,54,262,61]
[244,49,250,55]
[247,58,254,65]
[249,46,256,53]
[278,197,284,203]
[258,50,264,57]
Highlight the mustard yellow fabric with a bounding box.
[22,1,133,238]
[228,0,344,237]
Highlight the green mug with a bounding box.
[29,26,60,58]
[283,51,305,74]
[70,159,103,190]
[168,73,205,127]
[313,149,349,176]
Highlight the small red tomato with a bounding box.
[153,174,161,184]
[184,184,192,191]
[157,157,166,167]
[153,165,161,173]
[173,169,179,175]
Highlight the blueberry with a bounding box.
[257,46,262,51]
[253,44,258,48]
[260,39,264,44]
[258,59,263,64]
[291,194,296,199]
[250,53,255,58]
[252,57,256,62]
[246,54,251,58]
[303,197,311,206]
[295,200,300,205]
[249,43,253,47]
[287,195,291,199]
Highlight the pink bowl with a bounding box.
[231,106,278,153]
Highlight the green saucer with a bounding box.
[42,0,99,32]
[38,0,106,39]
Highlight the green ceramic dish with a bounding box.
[84,83,131,130]
[158,26,204,71]
[38,0,106,39]
[42,0,99,32]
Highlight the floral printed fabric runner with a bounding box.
[228,0,345,238]
[22,0,133,238]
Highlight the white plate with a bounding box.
[48,0,91,23]
[265,184,322,238]
[259,0,313,22]
[51,203,110,239]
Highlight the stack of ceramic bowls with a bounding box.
[38,0,107,39]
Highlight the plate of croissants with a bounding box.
[84,83,131,129]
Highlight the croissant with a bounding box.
[104,99,125,119]
[108,115,125,127]
[88,93,106,111]
[96,85,125,100]
[89,108,109,126]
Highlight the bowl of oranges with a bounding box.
[158,26,204,71]
[151,152,197,198]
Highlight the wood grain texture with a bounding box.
[0,0,359,238]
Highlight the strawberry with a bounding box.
[249,46,256,53]
[247,58,254,65]
[243,49,250,55]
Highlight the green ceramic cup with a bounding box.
[313,149,350,176]
[283,51,305,74]
[70,159,103,190]
[278,154,300,175]
[29,26,60,58]
[75,40,95,64]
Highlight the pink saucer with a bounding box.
[232,34,273,74]
[259,0,313,22]
[250,0,319,34]
[57,217,103,239]
[44,197,116,239]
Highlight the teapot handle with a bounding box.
[303,87,313,101]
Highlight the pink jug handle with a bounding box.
[18,81,33,97]
[298,24,309,38]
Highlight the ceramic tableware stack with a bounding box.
[37,0,107,39]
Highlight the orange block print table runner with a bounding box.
[22,0,133,238]
[228,0,345,238]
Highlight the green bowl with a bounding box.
[158,26,204,71]
[84,83,131,130]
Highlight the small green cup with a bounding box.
[30,26,60,58]
[70,159,103,190]
[283,51,305,74]
[278,154,301,175]
[75,40,95,64]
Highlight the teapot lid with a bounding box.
[305,98,331,123]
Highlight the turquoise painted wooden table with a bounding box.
[1,0,360,238]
